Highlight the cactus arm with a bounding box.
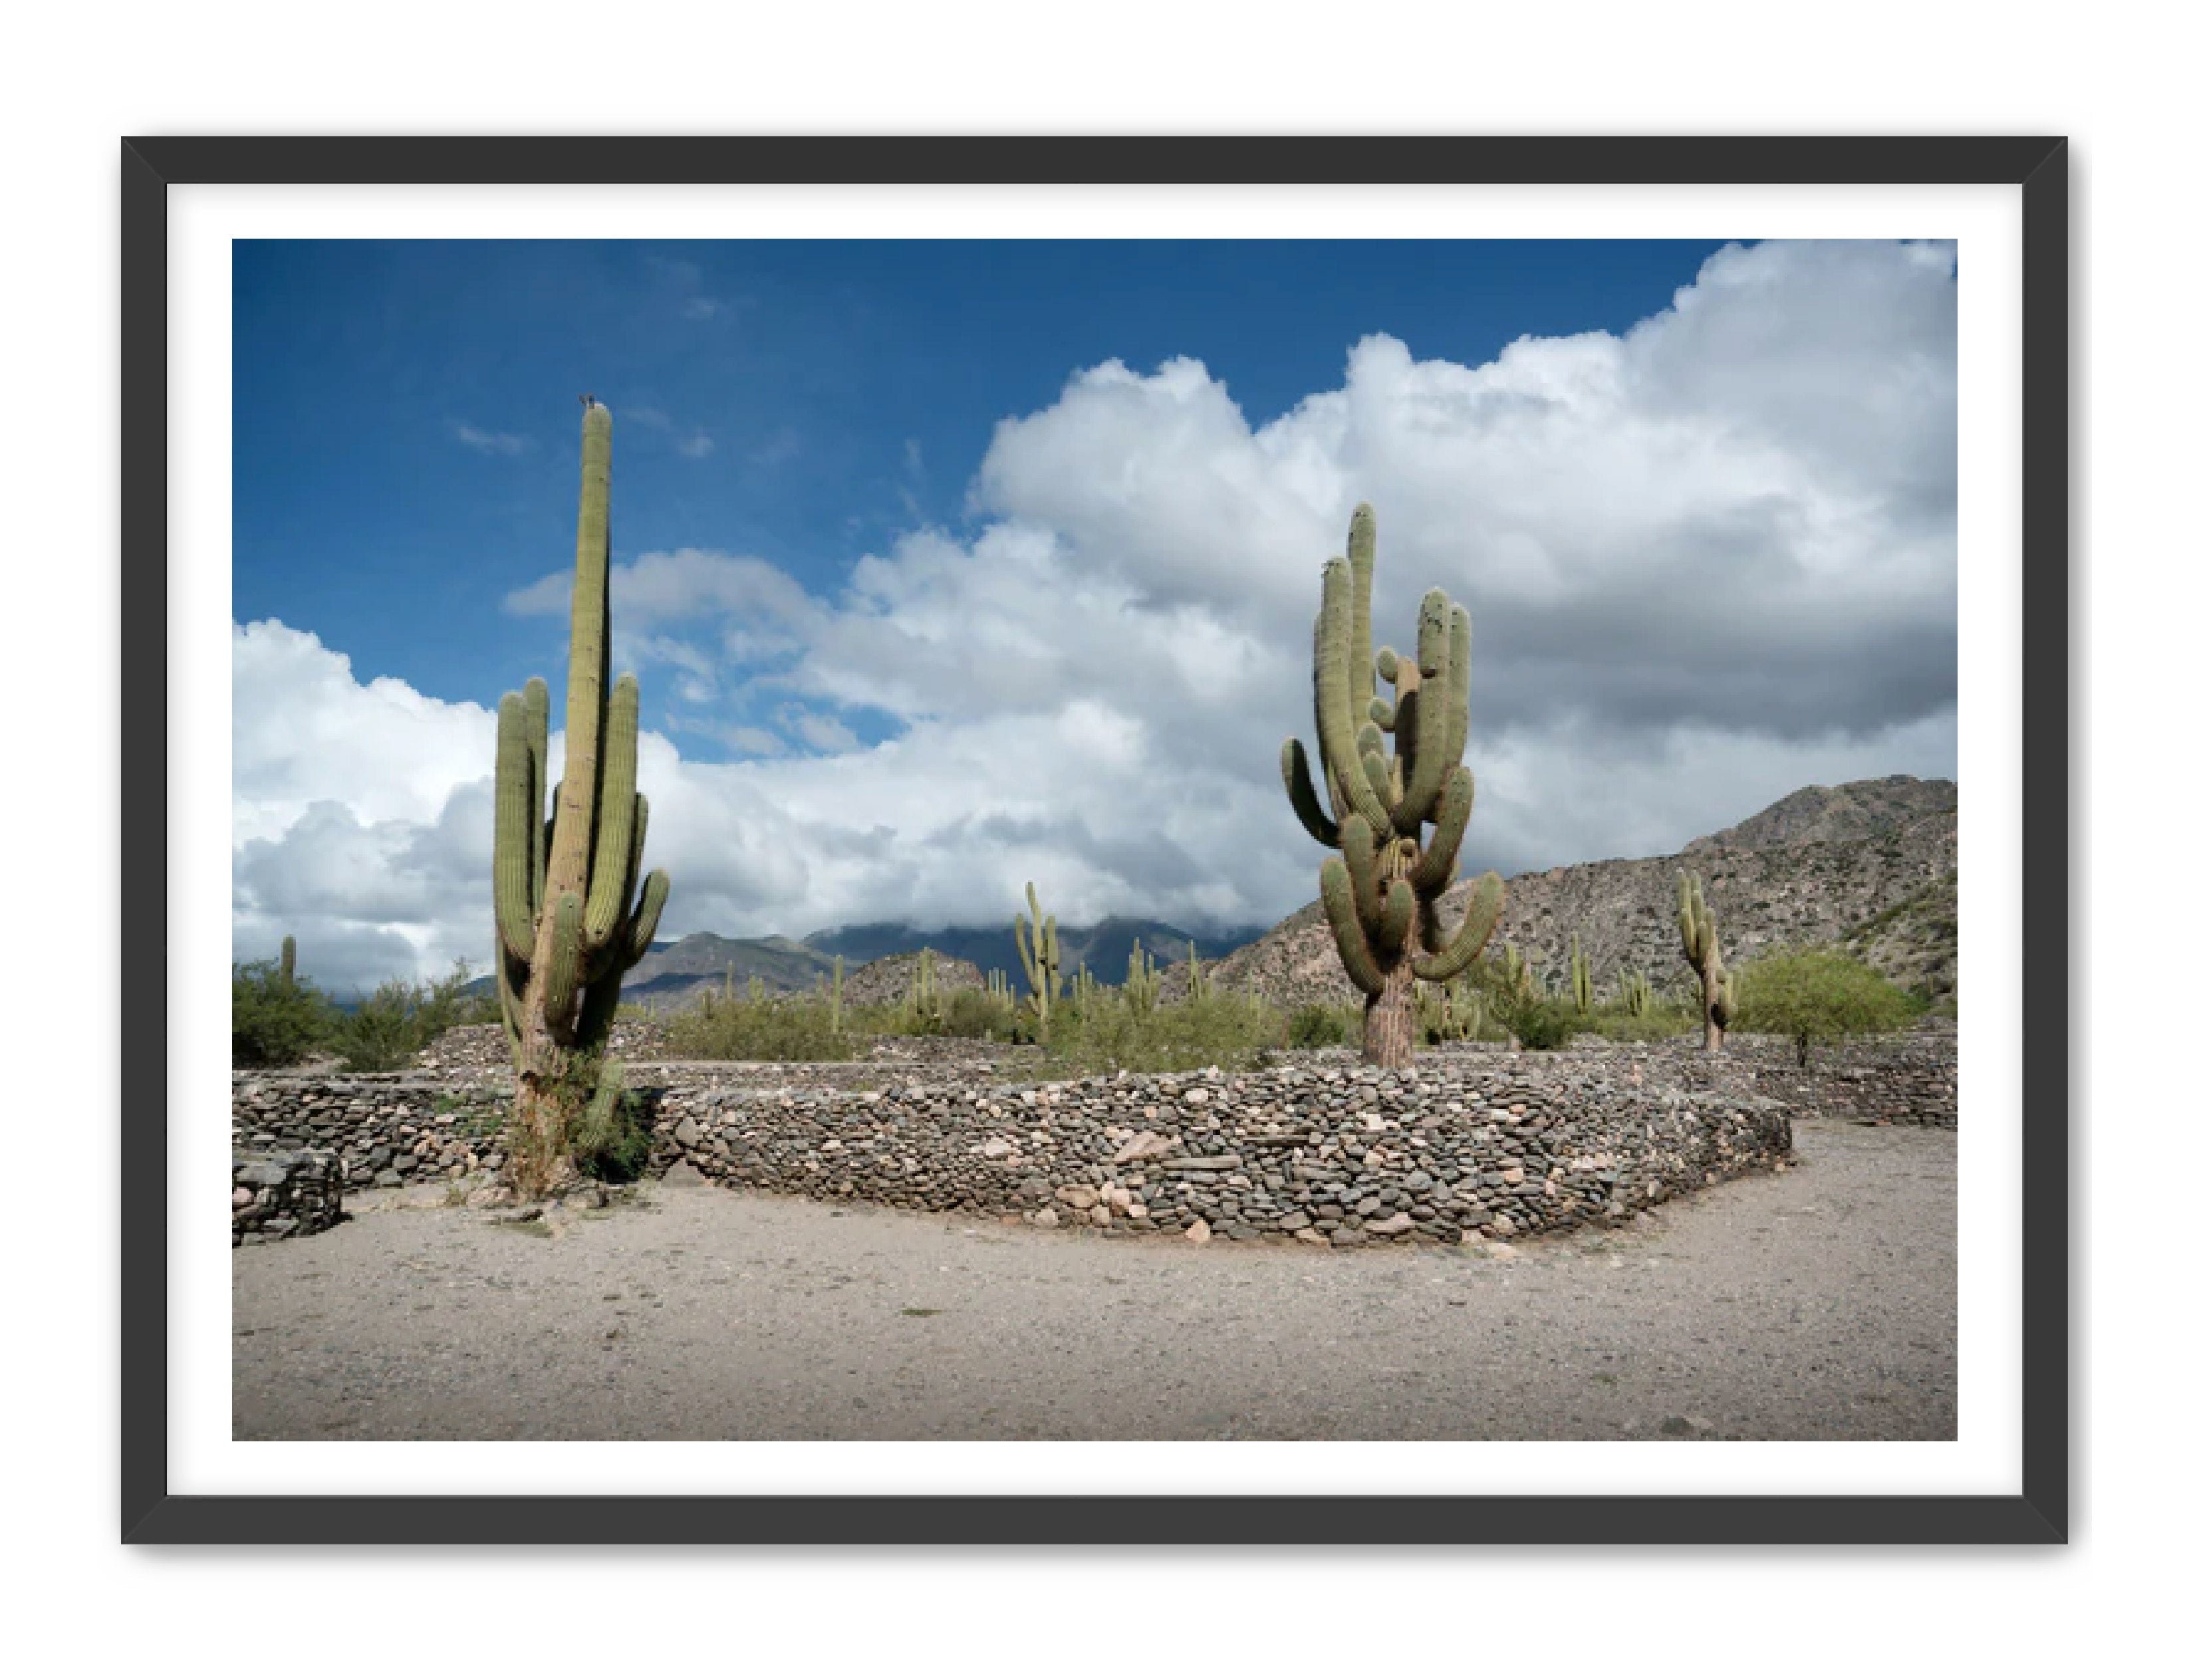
[1347,505,1377,725]
[1412,765,1474,898]
[626,792,649,904]
[541,402,613,913]
[579,1058,624,1134]
[542,893,584,1019]
[1015,914,1037,989]
[1319,858,1386,998]
[1415,872,1503,982]
[1378,878,1416,957]
[1313,559,1390,837]
[1339,814,1380,923]
[1446,604,1472,767]
[497,949,523,1053]
[1391,592,1450,829]
[522,676,549,912]
[1279,738,1341,847]
[493,691,539,963]
[623,870,670,965]
[1361,736,1395,814]
[582,673,642,947]
[577,964,623,1054]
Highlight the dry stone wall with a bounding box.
[229,1042,1853,1248]
[233,1149,344,1245]
[648,1054,1795,1246]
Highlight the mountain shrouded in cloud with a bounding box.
[233,239,1956,995]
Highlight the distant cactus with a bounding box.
[1279,505,1503,1066]
[1014,882,1062,1029]
[1568,934,1593,1011]
[1417,976,1483,1044]
[1618,967,1653,1017]
[491,401,670,1195]
[831,956,844,1034]
[897,948,942,1032]
[1124,939,1160,1017]
[1183,940,1212,1003]
[1678,869,1736,1051]
[279,935,297,987]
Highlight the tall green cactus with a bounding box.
[1014,882,1061,1028]
[1280,505,1504,1066]
[1677,869,1735,1051]
[1568,934,1594,1011]
[493,400,670,1195]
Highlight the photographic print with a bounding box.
[227,233,1962,1445]
[121,135,2065,1544]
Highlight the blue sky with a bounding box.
[235,238,1733,742]
[232,238,1957,988]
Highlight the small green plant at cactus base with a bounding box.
[1279,505,1505,1067]
[492,400,670,1197]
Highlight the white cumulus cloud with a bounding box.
[238,240,1958,990]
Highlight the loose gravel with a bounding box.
[232,1114,1952,1442]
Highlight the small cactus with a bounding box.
[1678,870,1736,1052]
[1618,967,1653,1017]
[279,935,297,987]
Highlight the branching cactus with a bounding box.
[1280,505,1505,1066]
[1568,934,1594,1011]
[1677,869,1736,1051]
[1014,882,1061,1027]
[493,402,670,1195]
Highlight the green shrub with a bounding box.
[231,959,334,1067]
[1286,1001,1354,1050]
[869,985,1021,1042]
[1044,988,1284,1075]
[662,989,858,1062]
[328,960,495,1073]
[1577,1005,1692,1044]
[1732,947,1923,1067]
[1499,993,1584,1051]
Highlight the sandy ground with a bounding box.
[233,1116,1954,1441]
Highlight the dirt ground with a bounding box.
[233,1116,1954,1441]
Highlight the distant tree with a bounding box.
[1734,948,1921,1067]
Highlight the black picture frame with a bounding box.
[124,135,2069,1545]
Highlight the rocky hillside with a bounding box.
[1684,775,1956,854]
[620,931,837,1005]
[1206,777,1958,1010]
[838,949,983,1008]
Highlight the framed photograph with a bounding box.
[126,136,2067,1544]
